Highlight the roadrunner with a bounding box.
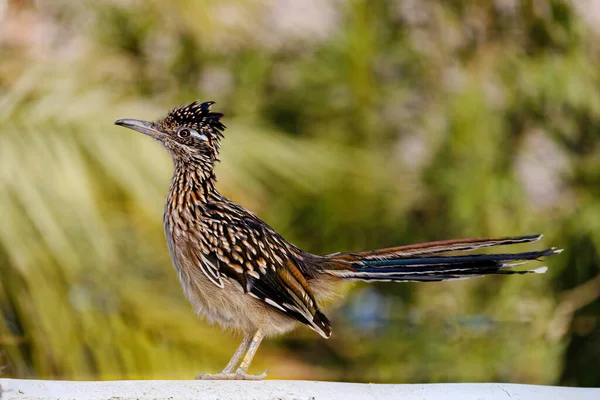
[115,101,561,380]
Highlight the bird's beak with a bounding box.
[114,118,165,141]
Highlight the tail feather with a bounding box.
[362,248,557,267]
[321,235,561,283]
[327,234,543,261]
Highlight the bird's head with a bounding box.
[115,101,225,165]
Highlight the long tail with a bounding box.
[321,234,562,282]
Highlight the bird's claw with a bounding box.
[195,369,268,380]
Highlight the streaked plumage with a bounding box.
[115,101,561,380]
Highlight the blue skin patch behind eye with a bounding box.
[187,128,208,141]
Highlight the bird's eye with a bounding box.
[178,128,191,138]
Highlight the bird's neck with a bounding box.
[169,159,218,203]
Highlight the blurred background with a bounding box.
[1,0,599,386]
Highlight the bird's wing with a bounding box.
[194,210,332,338]
[232,216,331,338]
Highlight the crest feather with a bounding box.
[162,101,225,138]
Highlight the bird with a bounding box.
[115,101,562,380]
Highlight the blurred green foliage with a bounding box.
[1,0,599,385]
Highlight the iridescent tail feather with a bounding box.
[322,235,561,283]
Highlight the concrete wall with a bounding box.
[1,379,599,400]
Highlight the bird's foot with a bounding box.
[195,369,268,381]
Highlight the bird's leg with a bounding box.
[195,329,267,380]
[236,329,265,374]
[220,333,252,374]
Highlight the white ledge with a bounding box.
[1,379,599,400]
